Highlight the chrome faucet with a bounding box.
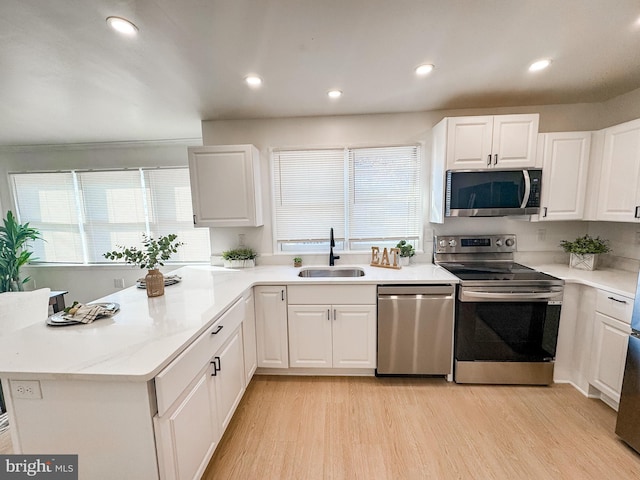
[329,228,340,266]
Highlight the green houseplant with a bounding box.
[0,211,41,292]
[221,248,258,268]
[293,257,303,268]
[396,240,415,266]
[560,234,611,271]
[103,233,183,297]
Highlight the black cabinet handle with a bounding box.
[327,309,330,320]
[193,214,197,225]
[210,356,221,376]
[487,155,491,166]
[333,309,336,320]
[635,206,640,218]
[211,325,223,335]
[493,154,498,165]
[608,296,628,304]
[543,207,548,217]
[281,289,285,301]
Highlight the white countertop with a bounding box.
[0,263,458,381]
[524,263,638,298]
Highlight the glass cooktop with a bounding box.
[439,262,561,283]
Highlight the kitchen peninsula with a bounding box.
[0,264,458,480]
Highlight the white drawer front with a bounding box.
[155,297,244,416]
[287,285,376,305]
[595,290,633,324]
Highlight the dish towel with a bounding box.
[64,304,117,324]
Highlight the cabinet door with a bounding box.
[212,327,246,432]
[254,286,289,368]
[287,305,332,368]
[539,132,591,221]
[446,116,494,169]
[491,114,539,168]
[155,368,218,480]
[332,305,377,368]
[596,119,640,222]
[590,312,631,402]
[188,144,263,227]
[242,291,257,383]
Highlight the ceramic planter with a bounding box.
[569,253,599,271]
[224,259,255,268]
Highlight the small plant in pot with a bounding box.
[293,257,303,268]
[103,233,183,297]
[396,240,415,266]
[221,248,258,268]
[560,234,611,271]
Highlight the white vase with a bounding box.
[569,253,599,271]
[399,256,410,266]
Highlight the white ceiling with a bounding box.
[1,0,639,146]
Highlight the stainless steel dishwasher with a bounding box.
[376,285,455,378]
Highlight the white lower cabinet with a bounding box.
[154,298,248,480]
[287,285,377,369]
[589,290,633,407]
[155,367,219,480]
[242,289,257,382]
[255,285,289,368]
[212,327,246,432]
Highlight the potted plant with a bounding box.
[560,234,611,271]
[221,248,258,268]
[0,211,41,292]
[103,233,183,297]
[293,257,302,268]
[396,240,415,266]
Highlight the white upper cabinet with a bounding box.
[444,114,539,170]
[596,118,640,222]
[538,132,591,221]
[188,144,263,227]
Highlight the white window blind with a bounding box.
[10,168,210,264]
[273,149,345,242]
[349,146,421,247]
[272,145,421,253]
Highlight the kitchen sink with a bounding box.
[298,267,365,278]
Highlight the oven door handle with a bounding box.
[520,170,531,208]
[461,290,559,301]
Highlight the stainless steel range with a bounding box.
[434,234,564,385]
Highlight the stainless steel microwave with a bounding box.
[445,169,542,217]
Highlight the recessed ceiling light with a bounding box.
[245,75,263,87]
[106,16,138,36]
[415,64,435,76]
[327,90,342,99]
[529,59,551,72]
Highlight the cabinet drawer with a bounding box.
[155,297,244,416]
[287,285,376,305]
[595,290,633,324]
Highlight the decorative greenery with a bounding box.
[0,210,41,292]
[396,240,415,257]
[293,257,302,263]
[560,234,611,254]
[221,248,258,261]
[103,233,183,270]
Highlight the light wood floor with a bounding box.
[202,376,640,480]
[2,376,639,479]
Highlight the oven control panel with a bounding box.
[434,234,517,254]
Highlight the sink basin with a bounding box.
[298,267,365,278]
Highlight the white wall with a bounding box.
[200,103,604,261]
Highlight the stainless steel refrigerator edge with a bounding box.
[615,270,640,453]
[376,285,455,378]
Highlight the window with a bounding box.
[272,145,421,253]
[10,167,210,264]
